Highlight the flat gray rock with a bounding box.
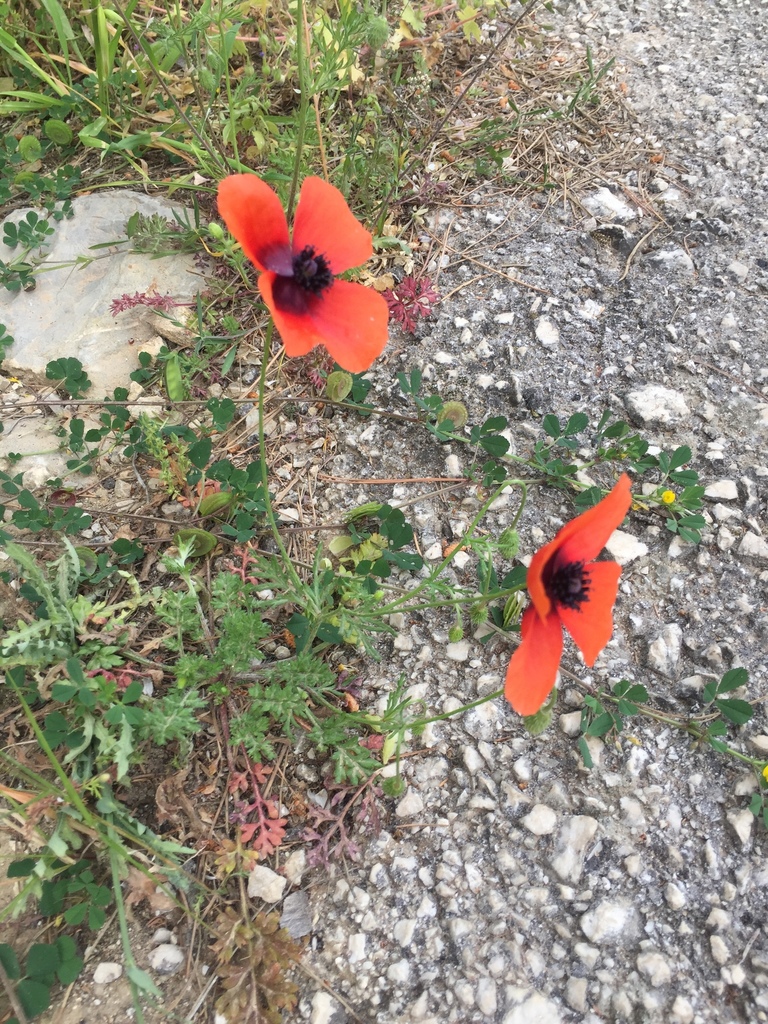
[1,191,201,397]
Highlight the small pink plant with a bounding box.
[110,291,177,317]
[383,274,439,334]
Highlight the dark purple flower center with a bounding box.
[292,246,333,293]
[545,559,590,611]
[271,245,333,316]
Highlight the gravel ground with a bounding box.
[292,1,768,1022]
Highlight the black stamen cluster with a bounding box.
[546,559,590,611]
[292,245,333,295]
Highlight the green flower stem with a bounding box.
[405,687,505,732]
[287,0,309,220]
[108,841,156,1023]
[377,479,528,615]
[257,321,305,596]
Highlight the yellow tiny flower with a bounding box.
[661,489,676,505]
[763,764,768,783]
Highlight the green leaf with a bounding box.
[482,416,507,433]
[479,435,509,457]
[0,943,20,979]
[749,793,763,816]
[17,978,51,1017]
[56,952,83,985]
[188,437,212,470]
[669,445,691,470]
[542,414,561,439]
[7,858,37,878]
[564,412,588,435]
[715,698,753,726]
[25,943,59,981]
[207,397,236,431]
[126,965,161,997]
[88,905,107,930]
[586,711,615,737]
[63,903,88,926]
[578,736,593,768]
[716,667,748,694]
[51,682,78,702]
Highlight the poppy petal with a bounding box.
[259,273,325,357]
[526,475,631,621]
[293,177,373,274]
[556,473,632,566]
[526,541,555,621]
[306,280,389,373]
[217,175,293,275]
[504,605,563,716]
[558,560,623,665]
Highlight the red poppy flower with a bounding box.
[217,175,389,373]
[505,474,632,716]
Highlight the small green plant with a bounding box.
[0,936,83,1023]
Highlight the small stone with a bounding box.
[624,854,642,877]
[348,934,366,964]
[717,525,736,552]
[671,995,694,1024]
[727,260,749,281]
[559,711,582,737]
[503,988,563,1024]
[395,789,424,817]
[706,907,730,930]
[148,944,185,975]
[151,928,173,945]
[727,808,753,845]
[93,962,123,985]
[534,317,560,348]
[625,385,690,427]
[580,900,638,944]
[637,950,671,986]
[463,746,485,774]
[750,735,768,755]
[247,864,287,903]
[446,640,470,661]
[704,479,739,500]
[620,796,646,827]
[454,980,475,1007]
[739,532,768,562]
[280,891,313,938]
[387,958,410,983]
[311,992,341,1024]
[448,918,472,941]
[494,311,515,324]
[710,934,730,965]
[393,918,417,947]
[604,529,648,564]
[582,187,636,222]
[521,804,557,835]
[647,624,683,676]
[550,815,598,883]
[565,977,588,1013]
[664,882,686,910]
[283,849,307,886]
[647,247,695,275]
[477,977,498,1016]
